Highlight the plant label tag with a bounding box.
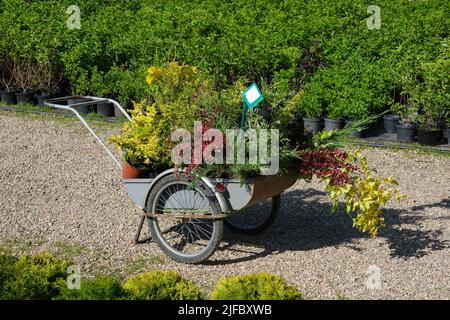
[243,83,264,109]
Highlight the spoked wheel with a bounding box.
[225,195,281,235]
[146,174,223,264]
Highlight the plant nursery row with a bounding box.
[0,0,448,144]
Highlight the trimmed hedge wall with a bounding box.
[0,0,448,118]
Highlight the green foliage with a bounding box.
[1,0,448,113]
[123,270,203,300]
[210,273,303,300]
[411,41,450,129]
[0,252,69,300]
[0,254,18,292]
[109,62,245,168]
[57,276,126,300]
[295,80,324,119]
[390,103,418,126]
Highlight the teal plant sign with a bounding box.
[243,83,264,109]
[241,83,264,128]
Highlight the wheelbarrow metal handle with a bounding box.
[44,96,131,169]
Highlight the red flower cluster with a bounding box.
[298,149,358,186]
[184,110,222,175]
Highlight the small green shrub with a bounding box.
[210,273,303,300]
[0,254,18,292]
[123,270,203,300]
[0,252,69,300]
[295,80,324,119]
[57,276,126,300]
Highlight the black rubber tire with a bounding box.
[146,174,223,264]
[225,195,281,235]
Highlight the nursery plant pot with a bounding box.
[443,125,448,139]
[396,124,415,143]
[96,101,114,117]
[303,117,322,134]
[345,120,363,138]
[35,93,52,106]
[122,161,151,179]
[446,127,450,146]
[383,115,400,133]
[67,98,92,114]
[324,117,344,132]
[16,92,35,105]
[0,90,16,105]
[114,105,124,117]
[417,128,442,146]
[114,103,130,118]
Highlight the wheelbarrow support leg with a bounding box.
[134,215,152,244]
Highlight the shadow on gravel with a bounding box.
[208,189,449,265]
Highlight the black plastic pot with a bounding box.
[35,93,52,106]
[0,90,17,104]
[68,97,92,114]
[446,127,450,146]
[383,115,400,133]
[345,120,364,138]
[396,124,415,143]
[417,128,442,146]
[16,92,34,104]
[303,117,322,134]
[324,117,344,132]
[96,101,114,117]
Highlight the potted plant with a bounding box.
[109,102,169,179]
[12,60,36,104]
[383,112,400,134]
[295,83,323,134]
[0,56,17,104]
[445,112,450,146]
[32,62,63,106]
[412,51,449,146]
[344,105,370,138]
[391,103,417,143]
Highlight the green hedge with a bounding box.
[0,0,448,118]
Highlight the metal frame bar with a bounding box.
[44,96,131,169]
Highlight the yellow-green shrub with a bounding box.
[57,276,126,300]
[326,150,405,237]
[123,270,203,300]
[210,273,303,300]
[109,62,245,168]
[0,253,69,300]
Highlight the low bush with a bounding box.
[210,273,303,300]
[1,250,311,301]
[123,270,203,300]
[0,252,69,300]
[57,276,126,300]
[0,254,18,293]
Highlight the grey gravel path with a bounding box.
[0,112,449,300]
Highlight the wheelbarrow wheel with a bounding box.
[146,174,223,264]
[225,195,281,235]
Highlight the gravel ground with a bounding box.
[0,112,449,300]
